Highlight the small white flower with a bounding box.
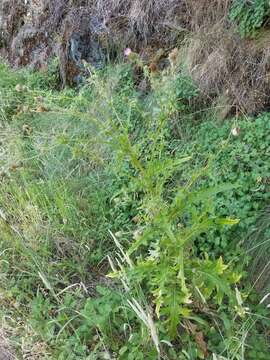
[124,48,132,57]
[231,127,240,137]
[133,228,142,240]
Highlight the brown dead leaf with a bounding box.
[195,331,209,358]
[184,320,209,358]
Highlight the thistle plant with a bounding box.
[107,66,244,347]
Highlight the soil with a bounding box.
[0,333,15,360]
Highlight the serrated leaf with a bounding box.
[217,217,240,226]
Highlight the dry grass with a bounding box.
[245,207,270,297]
[184,25,270,115]
[93,0,182,44]
[178,1,270,116]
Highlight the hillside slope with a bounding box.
[0,1,269,359]
[1,0,270,115]
[0,57,269,359]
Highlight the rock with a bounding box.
[58,9,107,86]
[1,0,176,86]
[0,0,110,85]
[0,0,26,53]
[10,26,49,67]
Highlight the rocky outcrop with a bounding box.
[0,0,109,85]
[59,8,108,86]
[0,0,182,85]
[0,0,50,69]
[2,0,270,116]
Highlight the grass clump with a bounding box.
[0,58,269,359]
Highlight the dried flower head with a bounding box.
[35,96,44,103]
[22,124,33,136]
[15,84,21,92]
[149,62,158,73]
[168,48,179,67]
[36,105,48,113]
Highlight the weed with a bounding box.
[0,60,269,359]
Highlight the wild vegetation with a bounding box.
[0,1,269,359]
[0,55,268,359]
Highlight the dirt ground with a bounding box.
[0,332,15,360]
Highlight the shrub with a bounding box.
[230,0,270,37]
